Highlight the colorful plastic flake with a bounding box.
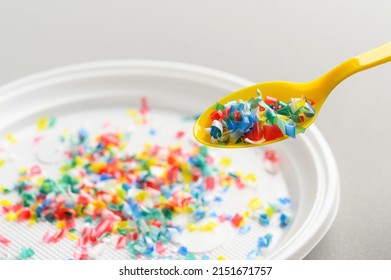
[206,89,315,145]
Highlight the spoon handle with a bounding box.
[355,42,391,70]
[316,42,391,92]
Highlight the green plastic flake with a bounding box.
[117,227,129,236]
[107,202,123,212]
[198,146,209,157]
[18,247,35,260]
[148,227,161,242]
[40,179,56,194]
[48,117,57,128]
[296,126,306,134]
[1,187,11,194]
[185,253,196,260]
[84,216,92,223]
[162,207,173,220]
[215,102,225,111]
[22,192,36,207]
[60,174,79,187]
[276,106,292,116]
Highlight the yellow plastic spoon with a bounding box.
[193,42,391,148]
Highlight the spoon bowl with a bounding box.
[194,42,391,148]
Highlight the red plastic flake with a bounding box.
[30,165,42,176]
[231,213,243,228]
[116,235,129,249]
[33,136,43,144]
[265,96,278,108]
[263,124,284,141]
[235,178,245,189]
[245,122,263,141]
[0,233,11,246]
[218,214,226,223]
[18,209,31,221]
[155,241,166,255]
[307,98,315,105]
[264,150,279,163]
[175,130,186,139]
[209,110,222,121]
[140,97,150,115]
[205,176,215,190]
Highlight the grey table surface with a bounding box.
[0,0,390,260]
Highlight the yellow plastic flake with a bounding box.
[128,109,143,124]
[0,199,13,207]
[5,134,17,144]
[117,221,130,229]
[248,197,262,210]
[28,213,37,226]
[56,220,66,229]
[220,157,231,168]
[181,162,192,183]
[117,188,127,201]
[61,129,70,140]
[0,159,5,168]
[67,232,78,241]
[90,162,106,173]
[36,116,49,131]
[5,212,17,221]
[187,223,196,232]
[266,206,275,217]
[244,173,257,183]
[112,223,119,234]
[75,204,84,216]
[159,196,166,207]
[135,190,148,202]
[119,142,127,150]
[242,210,251,218]
[217,256,228,260]
[199,221,217,232]
[183,206,193,214]
[74,156,84,166]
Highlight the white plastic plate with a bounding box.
[0,61,339,260]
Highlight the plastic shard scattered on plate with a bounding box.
[0,96,293,260]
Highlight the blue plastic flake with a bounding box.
[225,214,232,221]
[247,249,259,260]
[259,213,269,226]
[201,255,210,260]
[149,129,157,136]
[258,234,273,250]
[78,128,89,142]
[265,234,272,246]
[214,196,223,202]
[122,183,132,192]
[285,123,296,138]
[194,209,206,221]
[128,199,142,219]
[278,197,291,205]
[178,246,188,256]
[100,173,114,181]
[238,225,251,235]
[208,211,218,218]
[167,227,181,238]
[280,213,289,228]
[210,126,222,139]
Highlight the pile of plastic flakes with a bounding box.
[0,98,292,260]
[207,89,315,145]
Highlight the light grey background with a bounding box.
[0,0,390,259]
